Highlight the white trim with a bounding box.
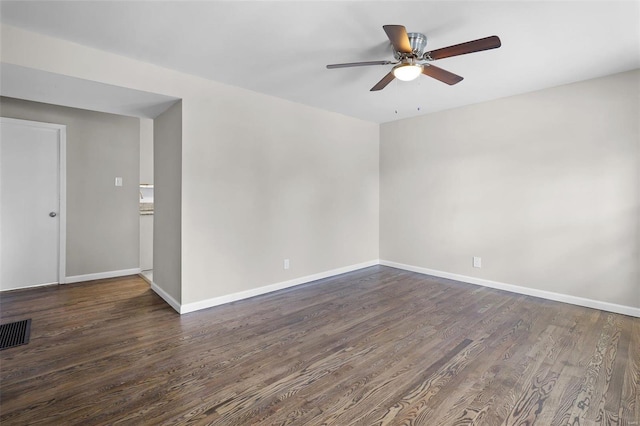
[0,116,66,130]
[66,268,141,284]
[178,259,379,314]
[0,281,58,292]
[57,125,67,284]
[380,260,640,318]
[149,257,640,318]
[0,117,67,286]
[150,281,181,313]
[139,272,153,285]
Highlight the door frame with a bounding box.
[1,117,67,285]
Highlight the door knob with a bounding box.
[49,212,57,217]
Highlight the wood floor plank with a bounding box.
[620,317,640,425]
[428,299,546,425]
[1,266,638,425]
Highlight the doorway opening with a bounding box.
[139,119,154,285]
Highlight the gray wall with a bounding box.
[0,96,140,277]
[2,26,381,310]
[153,101,182,303]
[5,26,636,312]
[140,118,153,184]
[380,70,640,308]
[180,96,380,305]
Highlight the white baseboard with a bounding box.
[149,258,639,318]
[380,260,640,318]
[179,259,380,314]
[150,281,181,313]
[66,268,141,284]
[139,273,152,285]
[0,281,58,292]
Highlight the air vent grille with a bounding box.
[0,319,31,350]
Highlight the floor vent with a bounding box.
[0,319,32,351]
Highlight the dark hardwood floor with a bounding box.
[1,266,638,425]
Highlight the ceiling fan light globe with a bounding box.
[392,64,423,81]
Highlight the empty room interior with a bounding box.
[0,1,638,425]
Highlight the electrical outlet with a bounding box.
[284,259,290,270]
[473,257,482,268]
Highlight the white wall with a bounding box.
[0,96,140,278]
[0,24,380,309]
[380,70,640,309]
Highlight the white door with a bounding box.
[0,118,66,291]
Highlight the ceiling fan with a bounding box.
[326,25,501,91]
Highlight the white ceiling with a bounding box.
[1,1,639,123]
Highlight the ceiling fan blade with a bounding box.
[370,72,395,91]
[422,65,464,85]
[383,25,412,54]
[425,36,501,61]
[326,60,394,69]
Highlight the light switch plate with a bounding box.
[115,177,123,187]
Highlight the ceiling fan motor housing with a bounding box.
[393,32,427,59]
